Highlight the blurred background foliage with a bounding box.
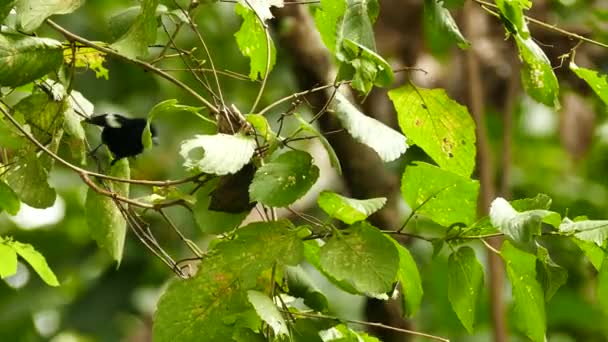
[2,0,608,341]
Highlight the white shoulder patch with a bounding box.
[105,114,122,128]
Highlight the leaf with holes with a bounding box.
[235,4,276,80]
[389,83,476,176]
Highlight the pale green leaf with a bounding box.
[318,191,386,224]
[0,242,17,278]
[85,159,130,263]
[110,0,159,58]
[249,150,319,207]
[180,133,256,175]
[11,240,59,286]
[559,218,608,247]
[388,237,423,317]
[334,92,407,162]
[388,83,476,176]
[16,0,83,32]
[247,290,288,336]
[320,222,399,294]
[424,0,470,49]
[448,246,483,333]
[502,240,546,342]
[0,179,20,215]
[402,162,479,226]
[490,197,559,245]
[0,33,63,87]
[570,61,608,107]
[235,4,276,80]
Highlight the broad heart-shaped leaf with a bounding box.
[502,240,546,342]
[193,178,249,234]
[489,197,559,245]
[495,0,531,38]
[0,34,63,87]
[334,92,407,162]
[388,83,476,177]
[85,159,130,264]
[16,0,83,32]
[153,221,302,342]
[448,246,483,333]
[320,222,399,295]
[536,244,567,301]
[423,0,470,49]
[598,255,608,315]
[0,240,17,278]
[110,0,159,58]
[180,134,256,175]
[303,241,359,294]
[235,4,277,80]
[0,180,20,215]
[402,162,479,227]
[570,61,608,107]
[247,290,288,337]
[318,191,386,224]
[387,237,423,317]
[10,240,59,286]
[249,150,319,207]
[515,35,560,108]
[6,152,56,208]
[559,218,608,247]
[295,114,342,175]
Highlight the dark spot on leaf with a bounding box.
[461,140,466,145]
[421,103,427,109]
[448,152,454,158]
[415,119,422,126]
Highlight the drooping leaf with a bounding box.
[247,290,288,337]
[334,92,407,162]
[0,33,63,87]
[320,222,399,294]
[235,4,276,80]
[424,0,470,49]
[387,237,423,317]
[0,241,17,278]
[536,244,567,301]
[489,197,559,245]
[295,114,342,174]
[317,191,386,225]
[16,0,83,32]
[495,0,531,38]
[85,159,130,264]
[110,0,159,58]
[180,133,256,175]
[285,265,329,312]
[0,180,20,215]
[10,240,59,286]
[502,240,546,342]
[388,83,476,176]
[448,246,483,333]
[193,179,249,234]
[249,150,319,207]
[402,162,479,226]
[570,61,608,107]
[515,35,560,108]
[559,218,608,247]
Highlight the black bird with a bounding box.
[85,113,157,165]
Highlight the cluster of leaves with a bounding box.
[2,0,608,341]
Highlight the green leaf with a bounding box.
[320,222,399,294]
[110,0,159,58]
[285,265,329,312]
[144,99,212,149]
[389,83,476,177]
[334,92,407,162]
[495,0,531,38]
[249,150,319,207]
[572,238,604,271]
[295,114,342,174]
[85,159,130,264]
[13,92,66,142]
[0,33,63,87]
[336,39,394,94]
[247,290,288,337]
[10,240,59,286]
[515,35,560,108]
[16,0,83,32]
[63,45,109,80]
[536,244,567,301]
[598,255,608,315]
[193,178,249,234]
[314,0,346,54]
[234,4,276,80]
[153,221,302,342]
[0,241,17,278]
[0,180,20,215]
[570,61,608,107]
[318,191,386,225]
[401,162,479,226]
[0,117,26,149]
[424,0,470,49]
[448,246,483,333]
[108,5,171,40]
[246,113,274,142]
[502,240,546,342]
[511,193,552,211]
[180,133,256,175]
[0,0,16,23]
[324,324,382,342]
[490,197,559,245]
[6,152,56,208]
[303,241,359,294]
[559,218,608,247]
[388,237,423,317]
